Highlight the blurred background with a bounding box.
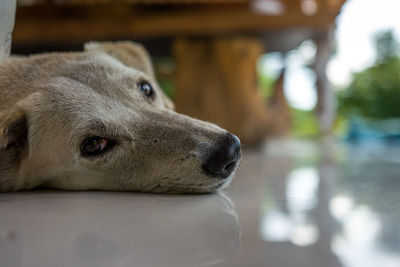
[9,0,400,146]
[2,2,400,267]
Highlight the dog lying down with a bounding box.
[0,41,241,193]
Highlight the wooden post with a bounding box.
[268,68,291,136]
[314,28,335,134]
[173,37,271,146]
[0,0,16,60]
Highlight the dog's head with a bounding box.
[0,41,241,193]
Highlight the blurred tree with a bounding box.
[338,30,400,119]
[376,30,398,63]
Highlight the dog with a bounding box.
[0,41,241,193]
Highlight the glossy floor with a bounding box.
[1,140,400,267]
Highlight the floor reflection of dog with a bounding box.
[0,192,240,267]
[0,42,241,193]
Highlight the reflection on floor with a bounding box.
[1,139,400,267]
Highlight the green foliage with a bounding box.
[290,108,320,137]
[158,79,175,100]
[338,56,400,119]
[257,70,276,99]
[338,30,400,119]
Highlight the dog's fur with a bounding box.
[0,41,239,193]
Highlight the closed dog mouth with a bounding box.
[150,180,229,194]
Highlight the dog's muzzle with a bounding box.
[202,133,241,179]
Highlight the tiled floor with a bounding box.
[1,139,400,267]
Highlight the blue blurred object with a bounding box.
[346,115,400,141]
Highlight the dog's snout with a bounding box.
[202,133,241,179]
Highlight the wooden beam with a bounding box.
[18,0,248,5]
[13,4,340,45]
[18,0,345,6]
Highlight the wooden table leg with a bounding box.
[173,37,273,146]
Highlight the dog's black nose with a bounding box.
[202,133,241,179]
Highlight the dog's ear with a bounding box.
[84,41,155,79]
[84,41,175,110]
[0,109,28,151]
[0,92,41,191]
[0,108,28,190]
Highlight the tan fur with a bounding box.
[0,41,239,193]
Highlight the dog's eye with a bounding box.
[139,81,155,99]
[81,136,114,157]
